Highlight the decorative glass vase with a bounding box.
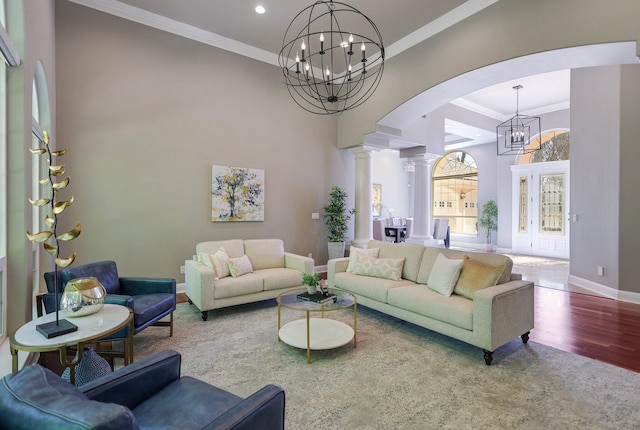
[60,277,107,317]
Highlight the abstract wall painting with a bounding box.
[211,165,264,222]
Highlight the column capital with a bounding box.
[409,153,440,165]
[349,145,379,158]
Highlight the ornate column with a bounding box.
[406,155,439,246]
[350,146,378,249]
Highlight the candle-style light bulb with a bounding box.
[305,62,310,80]
[361,41,366,62]
[295,52,300,73]
[301,41,306,62]
[320,33,325,54]
[326,67,331,84]
[348,63,352,81]
[348,34,354,54]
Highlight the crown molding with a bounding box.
[68,0,497,67]
[386,0,500,59]
[66,0,279,66]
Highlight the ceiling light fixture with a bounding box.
[255,5,265,14]
[278,0,385,116]
[496,85,542,156]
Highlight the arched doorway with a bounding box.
[511,130,570,258]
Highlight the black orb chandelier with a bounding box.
[278,0,385,116]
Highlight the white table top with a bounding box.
[12,304,131,349]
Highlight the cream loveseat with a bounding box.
[327,240,534,365]
[185,239,313,321]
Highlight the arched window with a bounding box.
[432,151,478,234]
[517,130,570,165]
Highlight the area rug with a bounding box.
[135,301,640,429]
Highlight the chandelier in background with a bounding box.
[279,0,385,116]
[496,85,542,156]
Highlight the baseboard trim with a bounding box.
[568,275,640,304]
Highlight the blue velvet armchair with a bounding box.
[41,260,176,339]
[0,349,286,430]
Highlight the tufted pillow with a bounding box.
[346,247,379,273]
[427,253,464,297]
[348,255,405,281]
[227,255,253,278]
[453,256,505,299]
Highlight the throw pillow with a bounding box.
[453,256,505,299]
[349,255,405,281]
[208,247,230,280]
[228,254,253,278]
[427,253,464,297]
[346,247,380,273]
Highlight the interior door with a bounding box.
[511,160,570,258]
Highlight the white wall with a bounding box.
[371,149,411,219]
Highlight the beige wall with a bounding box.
[55,2,350,280]
[337,0,640,148]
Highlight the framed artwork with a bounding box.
[211,165,264,222]
[372,183,382,217]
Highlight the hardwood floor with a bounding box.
[530,287,640,373]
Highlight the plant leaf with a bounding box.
[56,253,77,268]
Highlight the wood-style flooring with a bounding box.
[530,287,640,373]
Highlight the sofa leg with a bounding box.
[188,299,193,305]
[521,331,530,344]
[483,349,493,365]
[201,311,208,321]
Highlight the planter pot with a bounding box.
[307,285,317,295]
[327,241,346,260]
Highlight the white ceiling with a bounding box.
[70,0,571,148]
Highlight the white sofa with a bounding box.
[185,239,313,321]
[327,240,534,364]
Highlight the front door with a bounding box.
[511,160,569,258]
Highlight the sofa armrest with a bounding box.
[185,259,217,311]
[326,257,349,288]
[473,280,535,351]
[81,349,182,410]
[119,277,176,296]
[203,385,285,430]
[284,252,313,274]
[105,294,135,309]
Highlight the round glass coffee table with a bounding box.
[277,287,357,363]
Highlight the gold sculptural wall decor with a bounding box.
[26,131,82,337]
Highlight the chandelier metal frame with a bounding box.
[497,85,542,156]
[278,0,385,116]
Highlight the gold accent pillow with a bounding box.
[453,256,505,299]
[227,254,254,278]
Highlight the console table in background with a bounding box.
[385,225,406,243]
[10,304,133,384]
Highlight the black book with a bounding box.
[297,292,337,304]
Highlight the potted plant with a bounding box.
[323,186,356,260]
[477,198,498,251]
[302,272,320,295]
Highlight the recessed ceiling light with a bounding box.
[255,5,266,14]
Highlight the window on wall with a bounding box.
[518,130,570,165]
[432,151,478,235]
[0,1,21,343]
